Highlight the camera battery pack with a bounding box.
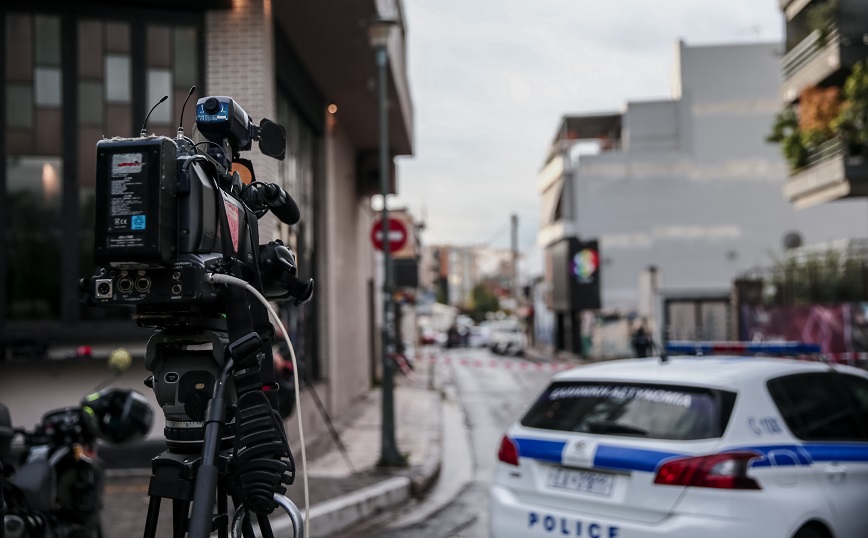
[94,137,177,267]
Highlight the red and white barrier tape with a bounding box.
[418,353,576,372]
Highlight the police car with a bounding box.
[489,343,868,538]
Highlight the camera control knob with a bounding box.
[204,97,220,114]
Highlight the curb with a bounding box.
[268,385,445,537]
[266,476,412,537]
[407,388,443,498]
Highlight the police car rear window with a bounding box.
[521,381,736,440]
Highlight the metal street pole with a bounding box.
[373,35,404,467]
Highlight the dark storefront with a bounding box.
[1,5,208,356]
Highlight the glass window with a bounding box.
[34,15,61,66]
[146,69,172,124]
[78,20,104,78]
[836,374,868,438]
[6,84,33,128]
[105,22,129,54]
[105,55,131,103]
[78,81,104,125]
[521,381,736,440]
[147,25,171,68]
[34,67,62,106]
[5,156,63,321]
[6,13,32,81]
[768,374,863,441]
[173,27,198,87]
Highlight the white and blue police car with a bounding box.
[489,343,868,538]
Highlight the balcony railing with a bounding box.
[804,137,844,168]
[784,140,868,207]
[782,27,840,81]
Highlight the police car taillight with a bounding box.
[654,452,761,490]
[497,435,519,466]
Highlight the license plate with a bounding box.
[546,467,614,497]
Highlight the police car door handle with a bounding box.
[824,463,848,481]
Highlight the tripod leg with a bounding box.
[242,513,256,538]
[143,496,162,538]
[173,499,190,538]
[257,516,276,538]
[218,481,228,538]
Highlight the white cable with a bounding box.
[206,272,310,538]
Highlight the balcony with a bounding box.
[783,139,868,207]
[781,27,844,102]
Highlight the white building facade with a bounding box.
[538,41,868,350]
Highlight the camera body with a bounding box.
[90,135,251,311]
[84,96,302,321]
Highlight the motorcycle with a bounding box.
[1,387,153,538]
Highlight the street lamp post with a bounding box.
[368,15,404,467]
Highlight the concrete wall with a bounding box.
[623,100,680,153]
[570,42,868,311]
[206,0,282,241]
[320,124,377,415]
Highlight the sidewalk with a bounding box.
[275,371,442,537]
[101,358,443,538]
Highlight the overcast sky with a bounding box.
[394,0,785,277]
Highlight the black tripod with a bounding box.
[139,325,302,538]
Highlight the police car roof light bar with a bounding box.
[665,341,822,356]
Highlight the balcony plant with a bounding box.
[831,61,868,158]
[799,85,842,146]
[768,106,808,171]
[768,64,868,171]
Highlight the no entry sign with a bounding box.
[371,217,408,252]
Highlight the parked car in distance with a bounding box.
[490,354,868,538]
[488,320,526,356]
[468,325,491,348]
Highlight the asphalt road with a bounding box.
[349,346,556,537]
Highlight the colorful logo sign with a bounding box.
[571,248,599,283]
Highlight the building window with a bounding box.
[5,13,64,322]
[105,55,131,103]
[146,69,172,125]
[6,84,33,129]
[5,157,63,321]
[3,11,202,329]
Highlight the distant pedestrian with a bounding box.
[446,324,460,349]
[631,325,651,358]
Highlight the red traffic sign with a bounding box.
[371,217,408,252]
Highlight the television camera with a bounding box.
[81,93,313,537]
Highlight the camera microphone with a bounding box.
[177,86,196,138]
[140,95,168,137]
